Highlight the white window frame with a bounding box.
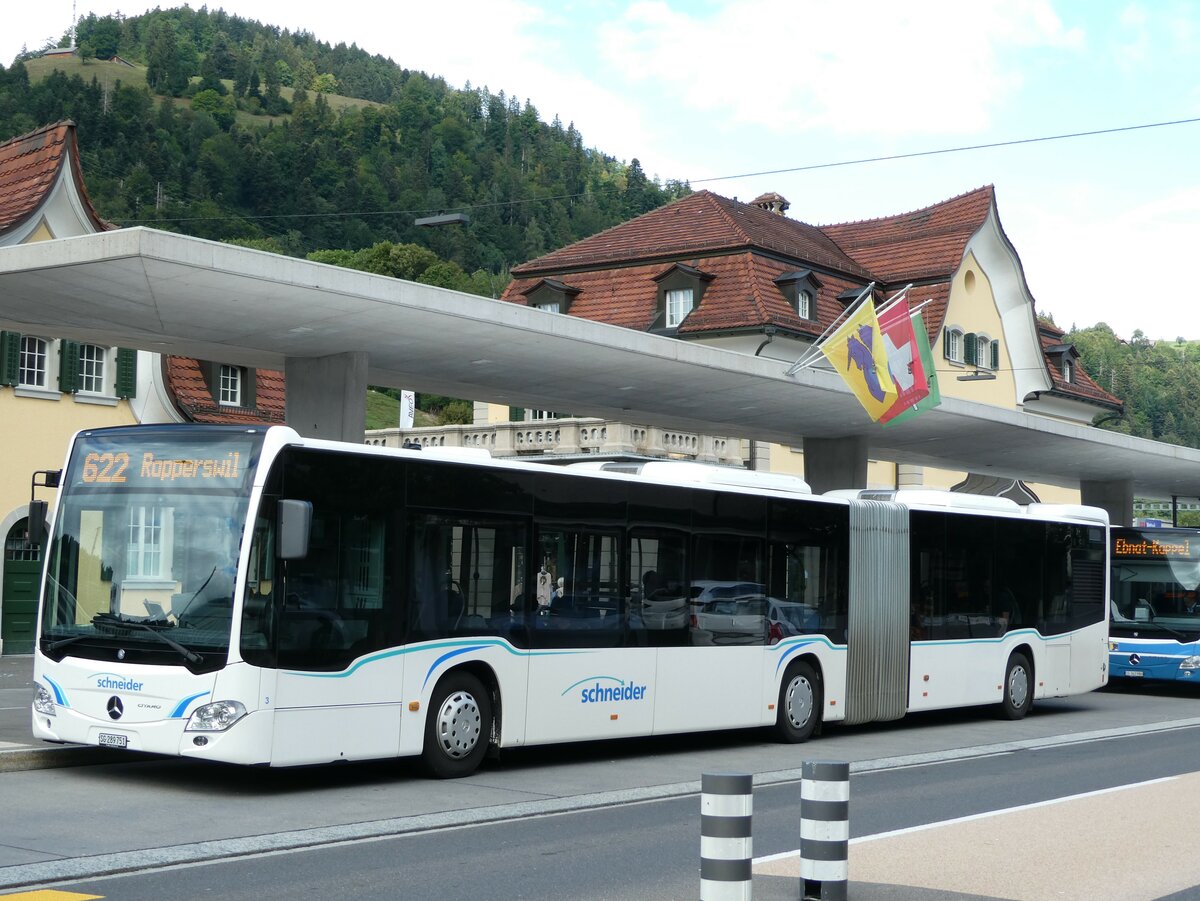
[947,328,964,363]
[77,343,107,394]
[797,289,812,320]
[976,335,992,370]
[665,288,693,328]
[536,301,561,314]
[1062,358,1074,384]
[126,505,173,583]
[19,336,49,388]
[219,364,242,406]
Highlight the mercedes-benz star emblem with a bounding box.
[1129,653,1142,666]
[117,649,126,660]
[107,696,124,720]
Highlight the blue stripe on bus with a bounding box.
[44,675,69,707]
[284,637,586,682]
[770,636,843,675]
[169,691,211,718]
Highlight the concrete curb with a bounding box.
[0,744,152,773]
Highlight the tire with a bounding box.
[774,661,821,742]
[1000,651,1033,720]
[422,671,492,778]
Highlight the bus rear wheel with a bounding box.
[1001,651,1033,720]
[422,671,492,778]
[775,661,820,743]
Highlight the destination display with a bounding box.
[67,432,259,493]
[1113,528,1199,561]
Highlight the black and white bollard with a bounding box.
[800,760,849,901]
[700,772,754,901]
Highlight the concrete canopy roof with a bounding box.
[0,227,1197,498]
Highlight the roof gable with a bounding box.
[0,121,113,241]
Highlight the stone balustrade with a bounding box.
[364,417,746,466]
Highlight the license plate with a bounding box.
[98,732,128,749]
[1125,670,1144,678]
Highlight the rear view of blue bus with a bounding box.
[1110,526,1200,682]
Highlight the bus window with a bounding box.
[531,526,621,648]
[627,529,688,646]
[408,513,528,643]
[689,534,766,646]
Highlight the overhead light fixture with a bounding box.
[414,212,470,227]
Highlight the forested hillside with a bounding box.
[1068,323,1200,448]
[0,5,687,278]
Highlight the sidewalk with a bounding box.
[0,654,126,772]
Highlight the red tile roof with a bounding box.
[513,190,873,280]
[820,186,995,283]
[164,356,286,425]
[1037,323,1122,410]
[0,121,113,236]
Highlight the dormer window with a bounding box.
[1062,358,1074,383]
[652,263,713,333]
[1044,341,1080,386]
[526,278,579,315]
[774,270,822,322]
[665,289,693,327]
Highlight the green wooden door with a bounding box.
[2,519,41,655]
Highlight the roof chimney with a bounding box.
[751,192,790,215]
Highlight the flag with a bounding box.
[878,302,930,424]
[819,298,897,421]
[399,390,416,429]
[881,312,941,426]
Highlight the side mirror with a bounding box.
[277,499,313,561]
[27,499,48,546]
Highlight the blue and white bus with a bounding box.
[1109,526,1200,682]
[31,425,1110,777]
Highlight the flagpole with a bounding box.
[875,283,913,319]
[786,282,875,376]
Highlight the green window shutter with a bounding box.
[942,328,950,359]
[59,340,80,393]
[244,369,257,409]
[964,333,977,366]
[0,330,20,386]
[991,340,1000,371]
[115,348,138,398]
[509,406,525,422]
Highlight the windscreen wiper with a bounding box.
[87,612,203,664]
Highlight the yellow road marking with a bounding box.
[0,892,103,900]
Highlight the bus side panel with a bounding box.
[1069,622,1109,693]
[765,639,848,726]
[269,654,405,766]
[522,647,655,744]
[652,646,767,735]
[907,640,1005,711]
[396,641,531,757]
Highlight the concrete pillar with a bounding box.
[1080,478,1134,527]
[803,437,869,494]
[896,463,924,490]
[284,352,368,443]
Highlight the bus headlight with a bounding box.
[185,701,247,732]
[33,682,56,716]
[1180,657,1200,671]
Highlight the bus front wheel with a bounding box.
[1001,652,1033,720]
[422,671,492,778]
[775,661,821,743]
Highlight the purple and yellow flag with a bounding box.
[819,299,897,421]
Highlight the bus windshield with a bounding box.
[38,428,262,671]
[1111,527,1200,636]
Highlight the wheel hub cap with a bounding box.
[786,676,813,728]
[437,690,482,759]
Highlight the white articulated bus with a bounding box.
[31,425,1109,777]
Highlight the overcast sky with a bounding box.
[5,0,1199,340]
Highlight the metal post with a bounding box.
[701,772,753,901]
[800,760,849,901]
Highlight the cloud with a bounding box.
[597,0,1083,136]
